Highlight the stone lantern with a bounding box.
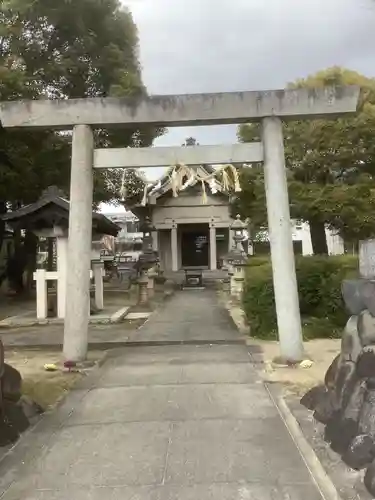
[227,215,248,299]
[138,216,158,304]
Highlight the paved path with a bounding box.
[0,290,323,499]
[133,289,244,343]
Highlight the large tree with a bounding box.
[237,67,375,254]
[0,0,163,289]
[0,0,163,207]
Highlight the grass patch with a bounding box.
[22,372,82,409]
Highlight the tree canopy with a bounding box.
[236,67,375,254]
[0,0,163,209]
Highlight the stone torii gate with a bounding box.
[0,87,359,363]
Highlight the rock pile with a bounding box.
[0,340,43,446]
[301,279,375,496]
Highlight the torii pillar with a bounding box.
[63,125,94,361]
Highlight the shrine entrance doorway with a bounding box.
[180,224,209,268]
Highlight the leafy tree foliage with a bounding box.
[0,0,163,208]
[237,67,375,254]
[0,0,164,290]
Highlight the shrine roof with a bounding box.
[2,186,120,236]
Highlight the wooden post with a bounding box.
[34,269,48,319]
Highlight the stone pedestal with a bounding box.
[147,268,158,299]
[138,274,149,305]
[222,276,230,292]
[230,267,245,299]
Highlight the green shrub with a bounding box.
[246,256,270,268]
[243,254,358,340]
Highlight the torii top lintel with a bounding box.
[0,86,359,130]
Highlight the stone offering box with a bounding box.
[183,269,204,289]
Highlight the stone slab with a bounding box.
[165,428,312,485]
[126,312,152,320]
[133,322,239,342]
[0,86,359,129]
[107,344,253,365]
[23,422,170,490]
[0,312,125,328]
[110,306,130,323]
[67,384,275,425]
[96,362,257,387]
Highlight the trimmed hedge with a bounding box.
[242,255,358,340]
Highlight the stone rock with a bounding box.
[0,399,30,446]
[324,410,342,443]
[358,309,375,347]
[342,280,367,315]
[334,361,358,411]
[300,385,326,411]
[2,363,22,401]
[364,460,375,497]
[342,380,366,424]
[357,348,375,379]
[330,418,359,455]
[323,408,358,455]
[362,281,375,317]
[313,393,337,425]
[341,316,362,363]
[324,354,340,389]
[0,417,19,446]
[343,434,375,470]
[358,381,375,436]
[3,399,30,434]
[301,278,375,498]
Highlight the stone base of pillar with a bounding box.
[222,277,230,292]
[230,268,245,300]
[147,277,155,299]
[230,279,244,300]
[138,275,149,305]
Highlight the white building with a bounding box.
[254,222,345,256]
[104,212,142,245]
[291,222,344,256]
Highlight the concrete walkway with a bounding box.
[0,290,323,499]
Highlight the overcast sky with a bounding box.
[104,0,375,212]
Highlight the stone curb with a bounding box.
[0,289,175,330]
[265,382,342,500]
[217,290,249,336]
[3,339,247,352]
